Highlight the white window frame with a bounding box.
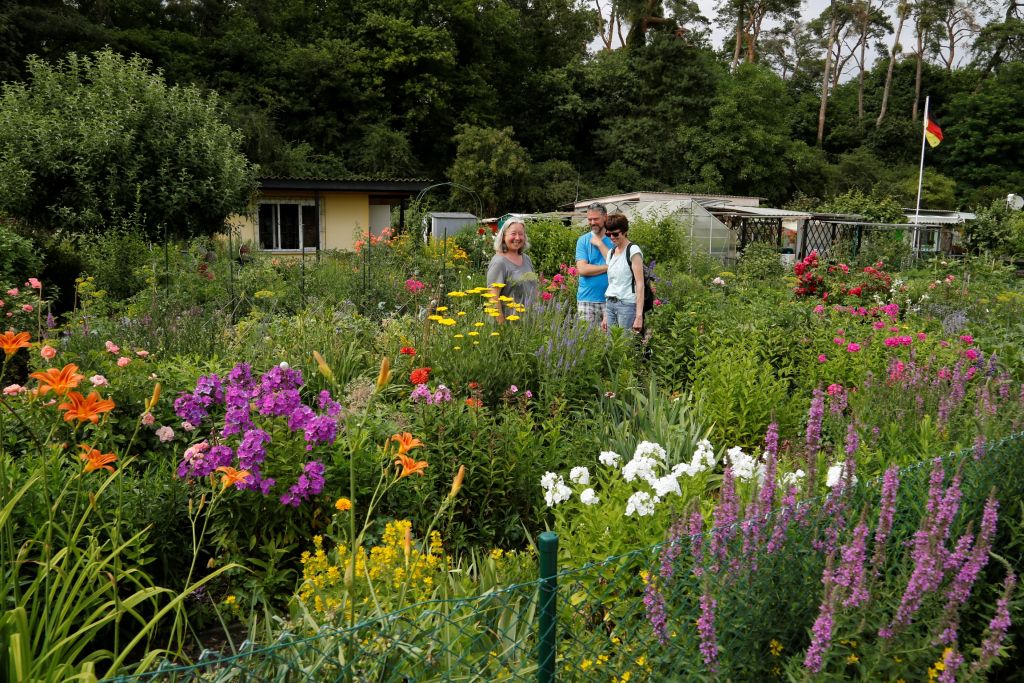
[258,200,320,252]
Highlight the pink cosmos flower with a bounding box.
[117,356,131,367]
[156,425,175,442]
[3,384,24,396]
[105,340,120,354]
[90,374,109,387]
[26,278,42,289]
[40,345,56,360]
[846,342,861,352]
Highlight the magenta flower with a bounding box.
[846,342,861,352]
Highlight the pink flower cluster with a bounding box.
[884,335,913,347]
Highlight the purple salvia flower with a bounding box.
[767,485,798,554]
[834,522,870,608]
[710,467,738,571]
[804,564,835,674]
[937,648,963,683]
[872,465,901,575]
[971,572,1016,674]
[696,591,719,671]
[689,510,705,577]
[844,422,858,457]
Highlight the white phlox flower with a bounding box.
[780,469,806,487]
[540,471,559,491]
[725,446,766,483]
[625,491,658,517]
[634,441,668,462]
[825,461,857,488]
[543,475,573,507]
[580,488,600,505]
[621,454,659,484]
[598,451,621,467]
[651,474,682,498]
[569,466,590,485]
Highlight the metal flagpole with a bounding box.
[913,95,930,258]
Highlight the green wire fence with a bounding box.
[106,432,1023,682]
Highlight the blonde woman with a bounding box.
[486,217,538,322]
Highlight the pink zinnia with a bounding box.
[541,291,553,301]
[846,342,861,352]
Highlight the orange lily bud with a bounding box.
[313,351,334,382]
[449,465,466,499]
[147,382,162,411]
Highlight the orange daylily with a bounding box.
[215,466,252,490]
[31,364,84,397]
[59,391,116,424]
[0,331,31,356]
[79,444,117,473]
[389,432,423,455]
[394,452,429,479]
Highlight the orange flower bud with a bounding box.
[313,351,334,382]
[375,356,392,392]
[449,465,466,499]
[147,382,162,411]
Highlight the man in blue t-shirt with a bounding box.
[575,202,614,325]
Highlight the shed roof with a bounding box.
[260,176,433,193]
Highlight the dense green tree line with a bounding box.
[0,0,1021,216]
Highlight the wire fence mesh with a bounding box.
[107,432,1023,682]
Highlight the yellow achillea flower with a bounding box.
[454,334,464,339]
[473,322,485,327]
[490,332,499,336]
[435,306,448,312]
[769,639,783,656]
[468,332,479,337]
[506,315,520,321]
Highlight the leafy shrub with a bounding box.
[737,241,785,282]
[0,216,40,286]
[524,219,580,277]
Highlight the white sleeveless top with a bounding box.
[605,243,642,303]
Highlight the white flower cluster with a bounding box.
[580,488,600,505]
[625,491,657,517]
[825,461,858,488]
[598,451,621,467]
[724,446,766,483]
[672,439,717,477]
[780,469,806,487]
[540,471,573,507]
[569,466,590,485]
[634,441,667,461]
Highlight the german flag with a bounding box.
[925,115,943,148]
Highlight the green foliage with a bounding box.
[0,49,256,240]
[448,126,531,217]
[0,217,40,286]
[737,241,785,282]
[818,188,907,224]
[524,219,581,277]
[965,199,1024,258]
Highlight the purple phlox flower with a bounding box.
[430,384,453,404]
[174,393,209,427]
[318,390,343,417]
[227,362,257,392]
[871,466,901,575]
[221,385,254,437]
[409,383,432,403]
[971,571,1016,674]
[176,441,210,478]
[255,388,303,417]
[303,414,338,450]
[237,466,275,495]
[287,404,315,432]
[194,373,224,404]
[280,460,326,506]
[710,468,738,571]
[237,428,272,470]
[259,364,304,394]
[696,591,719,671]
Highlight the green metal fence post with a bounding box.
[537,531,559,683]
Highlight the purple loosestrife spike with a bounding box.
[659,518,687,581]
[938,498,999,645]
[805,389,825,484]
[689,510,705,577]
[767,485,798,554]
[764,422,779,459]
[834,521,870,608]
[696,591,719,672]
[973,434,987,461]
[844,422,858,457]
[804,556,836,673]
[937,648,964,683]
[710,467,738,572]
[643,580,669,645]
[971,571,1016,674]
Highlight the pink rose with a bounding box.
[141,411,155,426]
[40,345,56,360]
[135,349,150,357]
[21,304,32,312]
[3,384,23,396]
[26,278,42,289]
[117,356,131,367]
[105,340,120,354]
[156,426,175,443]
[7,288,18,296]
[90,374,109,387]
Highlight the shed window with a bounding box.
[258,201,319,251]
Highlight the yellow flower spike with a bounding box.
[312,351,334,383]
[375,357,392,392]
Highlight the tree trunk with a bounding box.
[817,0,838,146]
[857,5,870,118]
[877,2,909,128]
[732,6,745,69]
